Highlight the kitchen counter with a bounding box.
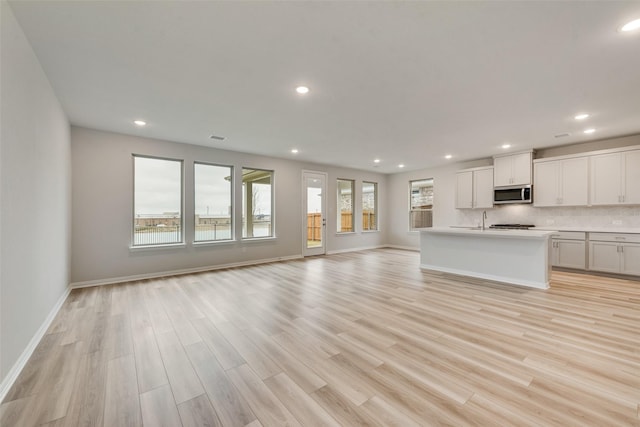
[420,227,556,289]
[535,226,640,234]
[434,226,555,239]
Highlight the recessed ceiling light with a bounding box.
[398,164,405,168]
[295,86,309,94]
[620,18,640,32]
[574,113,589,120]
[445,154,452,159]
[501,144,511,149]
[374,159,381,163]
[291,148,299,154]
[133,120,146,126]
[584,128,596,134]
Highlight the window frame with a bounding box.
[193,161,234,244]
[241,167,275,239]
[336,178,355,233]
[409,178,434,231]
[362,181,378,232]
[132,154,185,248]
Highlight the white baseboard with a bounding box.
[420,264,549,289]
[0,286,71,403]
[70,254,304,289]
[384,244,419,252]
[326,245,387,255]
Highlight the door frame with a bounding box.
[302,170,327,256]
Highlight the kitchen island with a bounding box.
[420,227,556,289]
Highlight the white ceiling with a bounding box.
[8,1,640,173]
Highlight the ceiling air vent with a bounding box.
[209,134,226,141]
[554,133,571,138]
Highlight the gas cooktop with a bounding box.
[489,224,536,230]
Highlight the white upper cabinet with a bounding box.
[534,157,588,207]
[455,167,493,209]
[455,171,473,209]
[623,150,640,204]
[493,151,532,187]
[590,149,640,205]
[474,167,495,208]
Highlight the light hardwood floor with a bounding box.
[1,248,639,426]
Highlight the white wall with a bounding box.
[0,0,71,387]
[71,127,387,284]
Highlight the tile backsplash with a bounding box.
[455,205,640,229]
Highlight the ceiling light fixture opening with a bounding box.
[620,18,640,32]
[584,128,596,134]
[574,113,589,120]
[291,148,299,154]
[374,159,381,163]
[398,164,405,168]
[445,154,452,159]
[133,120,146,126]
[295,86,310,94]
[501,144,511,149]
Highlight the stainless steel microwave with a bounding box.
[494,185,532,204]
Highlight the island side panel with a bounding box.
[420,231,551,289]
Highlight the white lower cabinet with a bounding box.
[621,243,640,276]
[588,233,640,275]
[550,232,586,269]
[589,242,621,273]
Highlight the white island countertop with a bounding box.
[420,227,555,289]
[432,226,556,239]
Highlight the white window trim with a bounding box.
[132,154,185,247]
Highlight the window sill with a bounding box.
[129,243,186,252]
[336,232,357,236]
[193,239,236,247]
[362,230,380,233]
[241,236,277,242]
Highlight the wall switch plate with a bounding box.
[612,220,622,225]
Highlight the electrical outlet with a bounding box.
[612,220,622,225]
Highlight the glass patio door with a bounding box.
[303,171,326,256]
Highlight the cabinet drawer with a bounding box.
[589,233,640,243]
[550,231,586,240]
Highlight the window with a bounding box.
[409,178,433,230]
[242,168,273,238]
[337,179,354,232]
[362,181,377,231]
[133,155,183,246]
[194,163,233,242]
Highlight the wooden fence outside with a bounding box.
[307,212,377,239]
